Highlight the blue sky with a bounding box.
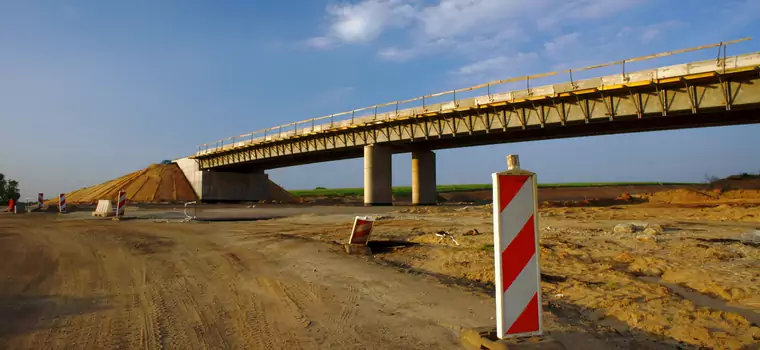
[1,0,759,198]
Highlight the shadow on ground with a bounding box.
[0,295,112,338]
[367,240,419,254]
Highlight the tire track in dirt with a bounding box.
[338,284,361,329]
[254,276,307,349]
[138,287,161,349]
[244,296,276,350]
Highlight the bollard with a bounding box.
[491,154,542,339]
[38,193,43,210]
[59,193,67,213]
[115,191,127,217]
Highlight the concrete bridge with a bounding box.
[178,40,760,205]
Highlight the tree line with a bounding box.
[0,173,21,203]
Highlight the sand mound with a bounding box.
[711,173,760,190]
[645,188,760,204]
[646,189,719,204]
[47,164,198,205]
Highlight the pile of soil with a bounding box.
[645,189,720,204]
[46,164,198,205]
[710,173,760,190]
[644,188,760,204]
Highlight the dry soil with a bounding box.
[1,202,759,349]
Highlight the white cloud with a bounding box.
[416,0,533,40]
[322,0,416,43]
[304,0,648,62]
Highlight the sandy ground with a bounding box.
[1,203,759,349]
[0,213,495,349]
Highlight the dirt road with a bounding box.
[3,202,759,349]
[0,215,493,349]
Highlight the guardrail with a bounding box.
[196,37,751,156]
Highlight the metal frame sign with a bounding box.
[348,216,375,245]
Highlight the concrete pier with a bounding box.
[363,145,393,206]
[411,150,436,205]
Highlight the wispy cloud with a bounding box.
[304,0,648,61]
[377,47,419,61]
[303,0,415,47]
[302,36,337,49]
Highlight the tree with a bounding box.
[0,173,20,202]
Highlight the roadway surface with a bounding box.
[0,213,493,349]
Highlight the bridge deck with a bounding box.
[192,51,760,170]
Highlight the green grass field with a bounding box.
[289,182,697,197]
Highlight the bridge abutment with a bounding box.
[411,150,436,205]
[202,168,269,202]
[174,157,270,202]
[363,144,393,206]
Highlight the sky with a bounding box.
[1,0,759,198]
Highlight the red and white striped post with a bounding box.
[59,193,67,213]
[492,154,542,339]
[38,193,43,210]
[116,191,127,217]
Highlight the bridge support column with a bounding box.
[364,145,392,206]
[412,150,436,205]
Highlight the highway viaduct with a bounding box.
[176,42,760,206]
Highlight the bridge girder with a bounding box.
[195,67,760,170]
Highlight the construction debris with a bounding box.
[435,231,460,245]
[463,229,481,236]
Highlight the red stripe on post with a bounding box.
[498,175,529,212]
[501,215,536,292]
[506,293,540,334]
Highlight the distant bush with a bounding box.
[160,160,172,165]
[0,173,20,202]
[315,186,326,190]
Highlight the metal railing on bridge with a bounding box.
[196,37,751,156]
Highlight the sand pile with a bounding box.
[645,188,760,204]
[47,164,198,205]
[710,173,760,190]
